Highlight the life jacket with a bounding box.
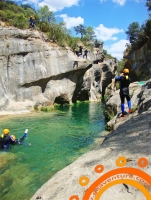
[0,134,10,149]
[120,75,131,95]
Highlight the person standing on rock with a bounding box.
[77,44,83,56]
[83,48,88,59]
[115,68,132,117]
[28,16,35,30]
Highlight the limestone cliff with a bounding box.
[124,39,151,81]
[0,25,117,114]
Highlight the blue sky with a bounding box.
[13,0,149,60]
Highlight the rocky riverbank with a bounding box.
[31,80,151,200]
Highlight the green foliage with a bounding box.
[0,1,35,29]
[54,103,60,107]
[12,13,27,29]
[37,5,55,23]
[6,43,9,48]
[142,19,151,38]
[0,1,95,52]
[117,59,127,73]
[100,95,108,101]
[125,22,140,45]
[83,26,96,41]
[105,124,112,131]
[74,24,86,38]
[125,1,151,52]
[103,49,107,55]
[34,105,39,111]
[41,106,54,112]
[132,105,137,113]
[146,0,151,11]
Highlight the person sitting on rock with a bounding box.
[115,68,132,117]
[0,129,28,150]
[83,48,88,59]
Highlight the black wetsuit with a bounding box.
[0,135,10,149]
[78,46,83,56]
[83,49,88,59]
[115,75,131,103]
[0,134,27,150]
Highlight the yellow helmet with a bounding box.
[123,68,129,74]
[10,135,16,142]
[30,16,33,18]
[3,129,10,135]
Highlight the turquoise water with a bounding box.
[138,81,146,85]
[0,102,105,200]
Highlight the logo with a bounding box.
[69,156,151,200]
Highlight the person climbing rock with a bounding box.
[115,68,132,117]
[74,48,79,57]
[83,48,88,59]
[77,44,83,56]
[0,129,28,150]
[28,16,35,30]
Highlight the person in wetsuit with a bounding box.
[0,129,28,150]
[0,129,10,149]
[77,44,83,56]
[83,48,88,59]
[115,68,132,117]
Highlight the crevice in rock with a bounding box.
[16,52,29,57]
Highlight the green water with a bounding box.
[0,102,105,200]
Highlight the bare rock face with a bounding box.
[0,26,94,112]
[76,59,118,101]
[0,26,117,113]
[124,39,151,81]
[137,79,151,114]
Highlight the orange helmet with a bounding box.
[123,68,129,74]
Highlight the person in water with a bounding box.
[0,129,28,150]
[115,68,132,117]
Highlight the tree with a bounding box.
[21,4,35,11]
[37,5,56,39]
[84,26,96,41]
[146,0,151,11]
[125,22,140,45]
[141,19,151,39]
[37,5,55,24]
[74,24,86,38]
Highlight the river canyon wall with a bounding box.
[124,39,151,81]
[0,25,117,114]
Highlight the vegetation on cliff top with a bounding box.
[0,0,114,59]
[125,0,151,53]
[117,0,151,81]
